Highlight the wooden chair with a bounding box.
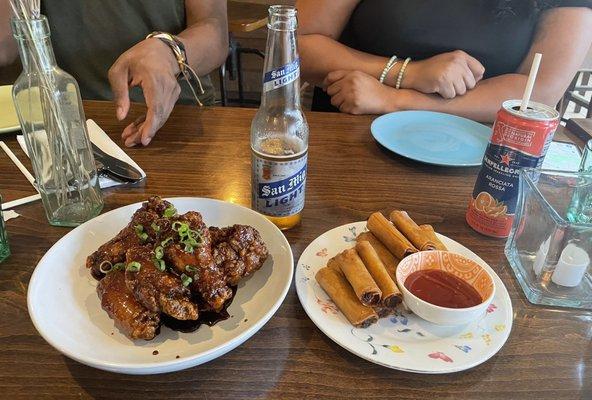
[559,69,592,121]
[219,1,268,106]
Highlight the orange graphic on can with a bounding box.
[467,192,513,238]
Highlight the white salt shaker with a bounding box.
[551,243,590,287]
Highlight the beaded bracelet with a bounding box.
[395,57,411,89]
[146,31,205,106]
[379,55,398,84]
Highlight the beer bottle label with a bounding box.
[262,59,300,92]
[252,152,307,217]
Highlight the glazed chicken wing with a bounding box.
[159,211,213,273]
[86,196,175,279]
[210,225,269,286]
[162,211,233,312]
[97,270,160,340]
[125,246,198,320]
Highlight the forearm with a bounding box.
[393,74,547,123]
[177,17,228,76]
[299,34,388,85]
[0,0,18,66]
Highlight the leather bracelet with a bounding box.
[146,31,187,75]
[146,31,186,56]
[145,31,205,106]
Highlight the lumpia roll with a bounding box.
[419,224,448,251]
[316,267,378,328]
[327,256,341,272]
[367,212,417,259]
[355,241,402,308]
[373,306,398,318]
[389,210,436,251]
[356,231,400,280]
[335,249,382,306]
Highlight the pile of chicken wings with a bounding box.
[87,197,268,340]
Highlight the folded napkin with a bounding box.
[3,210,20,221]
[17,119,146,189]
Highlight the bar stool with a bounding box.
[219,1,268,106]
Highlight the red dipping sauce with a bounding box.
[404,269,482,308]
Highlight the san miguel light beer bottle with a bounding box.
[466,100,559,238]
[251,5,308,230]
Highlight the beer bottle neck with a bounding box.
[260,7,300,110]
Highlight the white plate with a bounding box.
[296,222,513,374]
[0,85,20,134]
[27,197,293,375]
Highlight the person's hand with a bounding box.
[324,70,397,115]
[108,38,181,147]
[401,50,485,99]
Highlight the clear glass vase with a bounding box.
[11,16,103,227]
[505,169,592,309]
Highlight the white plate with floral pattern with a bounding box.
[295,222,513,374]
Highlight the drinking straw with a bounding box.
[0,141,37,190]
[1,194,41,211]
[520,53,542,112]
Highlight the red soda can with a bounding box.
[466,100,559,238]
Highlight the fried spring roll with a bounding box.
[390,210,436,251]
[327,257,341,271]
[356,232,400,280]
[419,224,448,251]
[316,267,378,328]
[334,249,382,306]
[367,212,417,259]
[373,306,398,318]
[355,241,402,308]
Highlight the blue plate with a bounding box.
[371,111,491,167]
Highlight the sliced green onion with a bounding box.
[185,265,198,273]
[113,262,126,271]
[186,237,199,247]
[153,258,166,272]
[163,205,177,218]
[180,273,193,287]
[126,261,141,272]
[99,261,113,274]
[178,224,189,236]
[184,243,194,253]
[135,224,148,241]
[154,246,164,260]
[161,237,173,247]
[151,222,160,233]
[188,230,203,246]
[171,221,183,231]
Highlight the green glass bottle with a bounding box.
[0,196,11,263]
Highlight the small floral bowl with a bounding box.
[396,251,495,326]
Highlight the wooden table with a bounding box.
[1,101,590,399]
